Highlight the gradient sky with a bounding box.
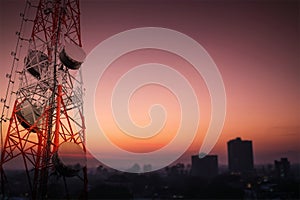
[0,0,299,166]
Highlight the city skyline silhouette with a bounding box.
[0,0,299,198]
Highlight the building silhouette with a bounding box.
[191,155,218,179]
[274,157,290,179]
[227,137,254,173]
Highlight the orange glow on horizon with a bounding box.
[94,49,211,153]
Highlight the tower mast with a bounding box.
[0,0,87,199]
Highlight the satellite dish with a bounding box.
[25,50,49,79]
[59,42,86,70]
[16,99,41,132]
[53,142,86,177]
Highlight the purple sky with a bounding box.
[0,0,299,167]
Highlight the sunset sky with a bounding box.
[0,0,299,167]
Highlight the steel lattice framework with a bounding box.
[0,0,87,199]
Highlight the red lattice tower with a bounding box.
[0,0,87,199]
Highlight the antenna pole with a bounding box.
[1,0,87,199]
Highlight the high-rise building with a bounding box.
[274,157,290,179]
[227,137,254,173]
[191,155,218,179]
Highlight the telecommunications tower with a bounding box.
[0,0,87,198]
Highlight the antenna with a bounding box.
[0,0,87,199]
